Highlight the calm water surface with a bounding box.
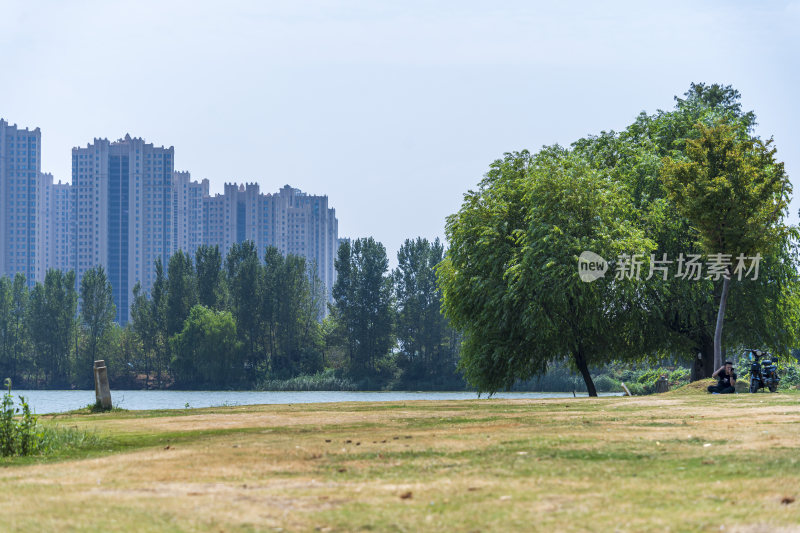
[12,390,622,414]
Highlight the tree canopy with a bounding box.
[439,149,653,395]
[439,83,800,394]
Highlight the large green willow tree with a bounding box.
[438,148,653,396]
[575,83,799,378]
[440,83,800,393]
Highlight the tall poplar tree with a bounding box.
[80,266,116,385]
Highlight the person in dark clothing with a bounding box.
[707,361,736,394]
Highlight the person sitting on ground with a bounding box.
[707,361,736,394]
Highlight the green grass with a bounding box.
[0,390,799,531]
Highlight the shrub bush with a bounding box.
[594,374,622,392]
[509,360,692,395]
[625,382,646,396]
[779,361,800,390]
[258,369,357,391]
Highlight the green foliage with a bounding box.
[79,266,116,388]
[512,361,589,393]
[573,83,800,380]
[1,378,41,457]
[171,305,242,388]
[35,425,104,455]
[258,368,356,391]
[734,357,800,391]
[0,234,445,391]
[103,324,144,388]
[27,270,77,387]
[625,382,646,396]
[660,118,792,370]
[393,238,461,389]
[261,249,325,378]
[661,121,790,257]
[0,275,29,387]
[511,360,689,395]
[778,362,800,390]
[441,82,799,397]
[592,375,622,393]
[616,366,690,395]
[195,245,225,310]
[121,243,336,389]
[330,238,394,380]
[438,148,654,396]
[130,259,170,388]
[226,242,262,377]
[166,250,198,337]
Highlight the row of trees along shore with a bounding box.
[0,238,461,390]
[4,83,796,397]
[438,82,800,396]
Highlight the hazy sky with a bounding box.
[2,0,798,264]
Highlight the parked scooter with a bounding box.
[746,349,780,393]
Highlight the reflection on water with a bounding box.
[12,389,623,414]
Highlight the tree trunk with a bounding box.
[691,334,715,381]
[573,349,597,397]
[713,276,732,370]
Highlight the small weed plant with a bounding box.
[1,378,105,459]
[1,378,41,457]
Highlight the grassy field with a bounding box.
[1,382,799,532]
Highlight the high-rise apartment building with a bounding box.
[0,119,41,285]
[270,185,338,302]
[202,184,338,301]
[73,135,174,323]
[52,179,75,275]
[36,172,74,280]
[202,182,266,259]
[173,171,207,257]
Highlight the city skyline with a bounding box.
[5,2,797,266]
[1,118,339,324]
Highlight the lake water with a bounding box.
[9,390,622,414]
